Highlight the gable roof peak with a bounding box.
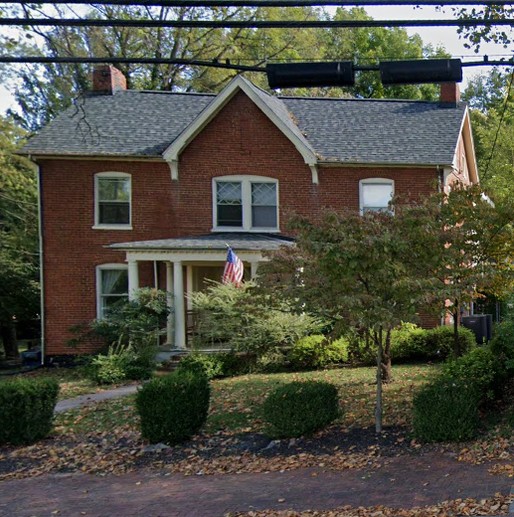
[162,74,318,182]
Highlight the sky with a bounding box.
[0,4,512,115]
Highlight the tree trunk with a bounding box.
[375,329,383,434]
[381,329,392,383]
[453,299,461,358]
[0,323,19,360]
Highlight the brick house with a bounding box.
[21,66,478,359]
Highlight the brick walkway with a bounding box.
[0,451,512,517]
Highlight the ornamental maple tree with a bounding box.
[262,184,514,433]
[261,208,438,433]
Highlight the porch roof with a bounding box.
[108,232,294,252]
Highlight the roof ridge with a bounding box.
[280,95,460,105]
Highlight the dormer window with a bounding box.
[94,172,132,229]
[359,178,394,214]
[214,176,278,231]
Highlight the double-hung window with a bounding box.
[94,172,132,228]
[359,178,394,214]
[214,176,278,231]
[96,265,128,318]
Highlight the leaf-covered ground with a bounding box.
[0,364,513,498]
[228,494,513,516]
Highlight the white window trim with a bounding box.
[96,263,129,319]
[359,178,395,215]
[212,175,280,232]
[93,171,133,230]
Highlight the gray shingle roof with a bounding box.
[22,90,214,157]
[22,81,467,166]
[282,96,466,165]
[109,233,294,251]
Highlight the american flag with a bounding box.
[222,247,244,287]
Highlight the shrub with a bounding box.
[262,380,340,438]
[190,281,323,355]
[176,353,224,380]
[390,323,428,361]
[71,288,168,377]
[217,352,256,376]
[255,348,290,373]
[424,326,476,360]
[412,377,481,442]
[0,377,59,445]
[347,332,375,365]
[490,318,514,376]
[442,346,505,400]
[87,344,154,385]
[289,335,349,370]
[136,370,210,445]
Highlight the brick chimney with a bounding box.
[440,82,460,105]
[92,65,127,94]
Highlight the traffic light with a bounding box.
[380,58,462,85]
[266,61,355,89]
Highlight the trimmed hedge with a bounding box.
[136,370,210,445]
[0,377,59,445]
[412,377,481,442]
[262,380,340,438]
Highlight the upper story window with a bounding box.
[214,176,278,231]
[359,178,394,214]
[94,172,132,229]
[96,264,128,319]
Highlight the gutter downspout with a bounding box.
[30,157,45,365]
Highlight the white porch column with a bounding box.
[174,261,186,350]
[250,261,259,279]
[127,260,139,301]
[186,265,194,311]
[166,261,173,346]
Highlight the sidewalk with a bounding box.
[0,450,513,516]
[1,388,508,516]
[54,384,140,413]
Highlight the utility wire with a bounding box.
[0,55,512,70]
[2,16,514,28]
[1,0,514,6]
[482,69,514,180]
[0,56,265,71]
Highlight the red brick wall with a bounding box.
[39,90,440,355]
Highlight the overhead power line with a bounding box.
[2,16,514,28]
[0,55,264,71]
[1,0,514,6]
[0,55,512,70]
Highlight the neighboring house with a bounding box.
[21,65,478,359]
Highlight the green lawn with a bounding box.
[54,363,440,437]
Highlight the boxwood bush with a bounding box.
[412,377,481,442]
[136,370,210,445]
[0,377,59,445]
[262,380,340,438]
